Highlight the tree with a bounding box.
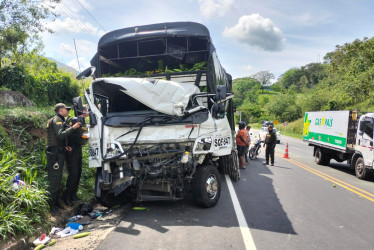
[0,0,61,67]
[251,70,275,93]
[277,68,304,89]
[232,77,260,100]
[266,93,302,122]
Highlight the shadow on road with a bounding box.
[238,158,297,235]
[328,162,374,182]
[111,179,246,235]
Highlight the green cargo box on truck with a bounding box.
[303,110,374,179]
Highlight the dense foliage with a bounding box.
[234,37,374,125]
[0,56,80,106]
[0,0,60,67]
[0,107,95,240]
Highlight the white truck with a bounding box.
[74,22,239,208]
[303,110,374,179]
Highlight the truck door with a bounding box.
[357,117,374,167]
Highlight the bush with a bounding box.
[0,149,50,240]
[0,106,95,240]
[0,63,79,106]
[276,117,304,137]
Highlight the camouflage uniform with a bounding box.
[46,112,75,207]
[63,117,87,204]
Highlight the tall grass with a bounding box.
[0,106,96,241]
[0,149,50,240]
[276,118,303,139]
[250,118,304,140]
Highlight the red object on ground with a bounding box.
[283,143,290,159]
[39,234,46,241]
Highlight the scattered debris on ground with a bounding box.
[39,203,128,250]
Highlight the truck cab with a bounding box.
[355,113,374,177]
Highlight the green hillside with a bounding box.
[234,37,374,134]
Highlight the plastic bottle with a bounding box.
[12,173,29,189]
[67,215,83,222]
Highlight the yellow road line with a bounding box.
[275,153,374,203]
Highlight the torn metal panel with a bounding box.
[93,77,200,116]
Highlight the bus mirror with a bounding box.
[216,85,227,101]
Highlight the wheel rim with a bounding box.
[315,151,321,162]
[356,160,364,175]
[206,174,218,199]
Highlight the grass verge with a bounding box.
[0,106,95,241]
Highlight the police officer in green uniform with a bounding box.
[46,103,81,214]
[63,109,89,206]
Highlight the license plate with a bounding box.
[214,137,231,150]
[89,147,99,160]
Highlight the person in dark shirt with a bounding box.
[263,125,277,166]
[63,108,89,206]
[46,103,81,214]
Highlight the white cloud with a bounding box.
[59,40,96,58]
[48,17,103,37]
[60,43,75,55]
[55,0,93,15]
[198,0,234,18]
[240,65,256,75]
[75,40,96,57]
[223,14,285,51]
[68,57,91,72]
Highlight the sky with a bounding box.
[42,0,374,81]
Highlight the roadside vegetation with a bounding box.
[234,37,374,134]
[2,0,374,243]
[0,107,96,240]
[0,0,95,241]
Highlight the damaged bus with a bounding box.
[74,22,239,208]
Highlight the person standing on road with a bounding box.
[244,125,251,162]
[46,103,81,214]
[263,125,277,166]
[63,108,89,206]
[236,121,248,169]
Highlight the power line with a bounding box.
[57,2,98,42]
[75,0,106,32]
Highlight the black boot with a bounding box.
[63,193,73,207]
[50,205,61,215]
[71,193,79,203]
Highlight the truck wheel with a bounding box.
[315,148,330,166]
[230,150,240,181]
[192,165,221,208]
[355,157,368,180]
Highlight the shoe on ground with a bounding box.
[63,196,73,207]
[50,205,61,215]
[56,200,65,209]
[71,194,79,202]
[240,166,246,169]
[271,163,274,166]
[263,161,269,165]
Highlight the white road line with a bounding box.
[225,175,257,250]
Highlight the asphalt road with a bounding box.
[97,132,374,249]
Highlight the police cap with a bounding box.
[54,103,72,113]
